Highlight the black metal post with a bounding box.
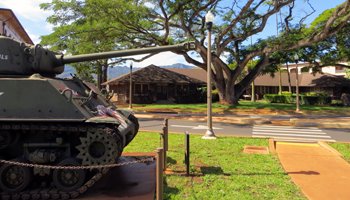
[185,131,190,176]
[163,118,168,151]
[161,118,168,170]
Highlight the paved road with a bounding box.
[138,118,350,142]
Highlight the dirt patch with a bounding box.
[243,146,269,154]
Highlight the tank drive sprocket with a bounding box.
[76,128,121,166]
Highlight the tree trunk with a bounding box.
[286,63,292,92]
[97,65,102,90]
[214,74,237,105]
[209,55,270,105]
[101,62,108,89]
[251,81,256,102]
[278,68,282,94]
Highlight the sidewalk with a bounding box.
[276,142,350,200]
[134,112,350,128]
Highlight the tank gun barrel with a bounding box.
[0,35,196,76]
[59,42,196,65]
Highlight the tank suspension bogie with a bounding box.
[52,158,86,192]
[0,158,33,193]
[0,122,125,195]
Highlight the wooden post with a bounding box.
[156,148,164,200]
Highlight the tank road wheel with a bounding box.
[52,158,86,192]
[76,129,121,166]
[0,159,32,193]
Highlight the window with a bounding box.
[143,84,149,94]
[135,84,141,94]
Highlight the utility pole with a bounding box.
[294,54,300,112]
[129,62,133,109]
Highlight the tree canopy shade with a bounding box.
[40,0,350,104]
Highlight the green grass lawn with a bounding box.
[124,100,350,115]
[124,132,306,200]
[328,143,350,163]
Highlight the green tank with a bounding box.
[0,36,195,199]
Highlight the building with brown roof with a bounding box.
[103,65,206,104]
[163,68,350,100]
[166,68,207,83]
[166,68,350,100]
[0,8,33,44]
[249,72,350,99]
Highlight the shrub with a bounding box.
[264,92,331,105]
[264,94,288,103]
[301,92,331,105]
[331,100,343,106]
[303,92,329,97]
[281,91,292,95]
[198,87,219,102]
[212,89,220,102]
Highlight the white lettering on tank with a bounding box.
[0,54,8,60]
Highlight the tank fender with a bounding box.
[86,116,121,125]
[117,109,133,118]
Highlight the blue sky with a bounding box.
[0,0,346,67]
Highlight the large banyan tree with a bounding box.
[41,0,350,104]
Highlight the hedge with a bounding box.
[264,93,331,105]
[264,94,296,104]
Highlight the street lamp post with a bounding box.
[294,54,300,112]
[202,11,216,139]
[129,62,133,109]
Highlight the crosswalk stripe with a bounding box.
[254,125,319,129]
[252,125,334,142]
[253,135,336,142]
[252,129,326,134]
[253,126,322,132]
[252,132,331,138]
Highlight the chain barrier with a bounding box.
[0,157,155,170]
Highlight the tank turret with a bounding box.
[0,36,195,76]
[0,36,195,198]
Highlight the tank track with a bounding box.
[0,122,122,200]
[0,169,106,200]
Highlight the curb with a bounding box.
[318,141,343,157]
[135,114,350,128]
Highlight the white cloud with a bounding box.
[0,0,50,22]
[0,0,52,43]
[131,52,195,68]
